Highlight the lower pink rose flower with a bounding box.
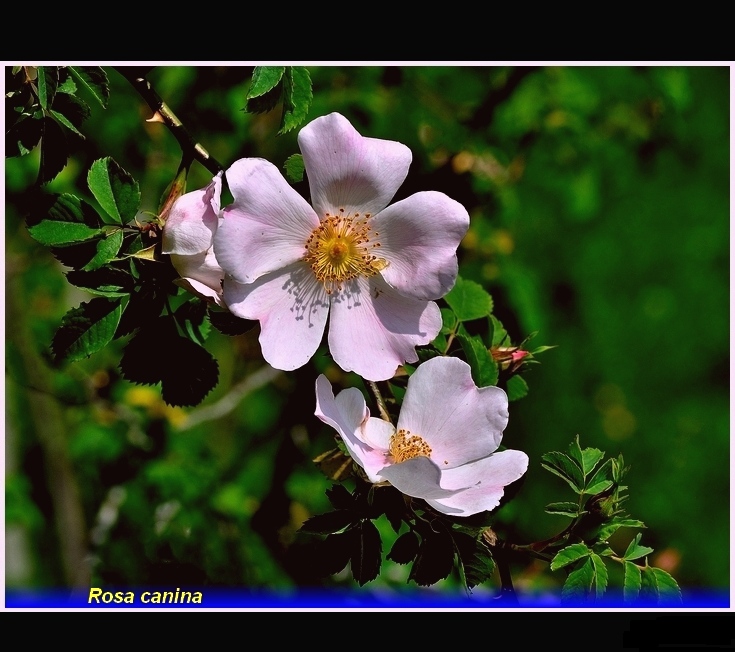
[315,356,529,516]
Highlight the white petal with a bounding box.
[426,450,529,516]
[397,357,509,468]
[327,276,441,381]
[162,174,222,256]
[373,191,469,301]
[223,262,329,371]
[377,456,457,500]
[314,376,389,483]
[298,113,412,218]
[215,158,319,284]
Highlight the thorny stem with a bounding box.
[490,539,519,605]
[115,67,224,177]
[368,381,392,422]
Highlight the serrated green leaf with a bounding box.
[57,75,77,94]
[350,520,382,586]
[387,531,420,565]
[6,114,43,157]
[584,458,614,495]
[300,510,356,535]
[580,447,606,477]
[550,543,591,570]
[489,315,508,346]
[444,277,493,321]
[325,484,354,511]
[457,331,498,387]
[39,116,69,184]
[650,567,682,604]
[88,157,140,224]
[453,531,495,590]
[545,501,582,518]
[69,66,110,108]
[66,266,133,297]
[38,66,58,110]
[51,298,122,364]
[590,553,608,601]
[567,435,584,470]
[27,194,103,246]
[597,518,646,541]
[81,229,124,271]
[623,561,642,604]
[247,66,285,98]
[623,533,654,561]
[283,154,305,183]
[50,109,85,137]
[440,307,458,334]
[506,374,528,401]
[51,92,91,133]
[540,451,585,493]
[279,66,312,134]
[409,528,455,587]
[561,557,594,603]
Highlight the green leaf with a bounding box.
[51,298,122,364]
[65,266,133,297]
[444,277,493,321]
[561,557,594,603]
[590,553,608,601]
[457,326,498,387]
[325,484,354,511]
[550,542,590,570]
[39,116,69,184]
[69,66,110,108]
[623,533,654,561]
[387,531,420,565]
[649,567,682,604]
[300,510,356,535]
[27,194,103,246]
[350,520,382,586]
[453,532,495,590]
[207,308,255,336]
[623,561,642,604]
[279,66,313,134]
[50,109,85,137]
[597,518,646,541]
[580,447,606,477]
[567,435,584,470]
[506,374,528,401]
[409,528,455,587]
[87,157,141,224]
[440,308,458,334]
[50,93,91,135]
[247,66,285,98]
[283,154,305,183]
[81,229,124,271]
[540,451,585,493]
[6,114,43,157]
[584,458,614,495]
[545,501,582,518]
[38,66,58,110]
[489,315,509,346]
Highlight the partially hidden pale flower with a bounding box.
[214,113,470,381]
[161,172,225,306]
[314,356,529,516]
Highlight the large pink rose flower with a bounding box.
[315,356,529,516]
[161,173,225,306]
[214,113,469,381]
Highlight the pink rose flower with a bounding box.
[161,173,225,306]
[214,113,469,381]
[315,356,529,516]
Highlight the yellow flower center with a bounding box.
[389,428,432,463]
[304,209,387,293]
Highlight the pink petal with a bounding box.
[175,278,225,307]
[215,158,319,284]
[361,417,395,451]
[327,275,442,381]
[223,262,329,371]
[426,450,529,516]
[372,191,469,300]
[169,249,224,292]
[298,113,412,219]
[397,357,509,468]
[314,376,389,483]
[377,456,458,500]
[162,173,222,256]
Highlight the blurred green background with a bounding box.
[5,65,729,601]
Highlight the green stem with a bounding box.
[115,67,224,177]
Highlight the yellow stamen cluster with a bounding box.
[304,208,386,293]
[389,429,432,464]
